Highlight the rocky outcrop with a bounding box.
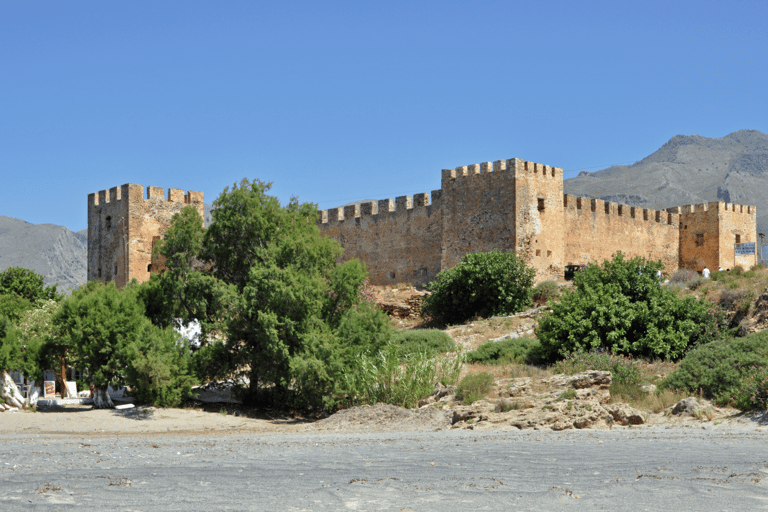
[428,371,646,431]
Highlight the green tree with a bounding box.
[537,252,722,361]
[161,178,391,409]
[0,267,61,302]
[54,281,193,408]
[422,250,536,325]
[138,205,236,342]
[0,293,34,323]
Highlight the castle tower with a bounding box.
[87,184,204,288]
[439,159,565,281]
[671,202,757,271]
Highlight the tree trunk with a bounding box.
[92,387,114,409]
[1,370,25,408]
[59,354,68,399]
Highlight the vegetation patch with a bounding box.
[389,329,455,358]
[455,372,495,405]
[422,250,535,325]
[661,332,768,409]
[465,337,543,366]
[538,252,729,361]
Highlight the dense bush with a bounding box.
[389,329,455,358]
[466,337,543,366]
[123,326,194,407]
[660,333,768,407]
[455,372,495,405]
[537,253,727,361]
[422,250,536,325]
[531,280,560,305]
[728,365,768,410]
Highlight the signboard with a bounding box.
[735,242,756,255]
[44,381,56,397]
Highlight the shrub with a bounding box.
[532,281,559,305]
[668,269,700,285]
[455,372,495,405]
[465,337,542,365]
[124,326,194,407]
[551,350,641,386]
[719,289,752,312]
[660,332,768,406]
[728,365,768,410]
[422,250,536,325]
[733,265,744,276]
[537,252,726,361]
[389,329,455,358]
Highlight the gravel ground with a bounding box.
[1,405,768,510]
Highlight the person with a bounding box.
[702,266,710,279]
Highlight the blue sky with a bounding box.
[2,1,767,232]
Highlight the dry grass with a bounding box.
[673,265,768,308]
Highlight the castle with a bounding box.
[87,157,757,288]
[317,158,757,286]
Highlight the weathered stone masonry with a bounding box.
[87,159,756,288]
[88,184,204,289]
[317,157,757,285]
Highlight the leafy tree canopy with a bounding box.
[148,178,391,410]
[422,250,536,325]
[537,252,726,361]
[54,280,193,407]
[0,267,61,302]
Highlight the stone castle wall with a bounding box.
[317,157,757,285]
[563,195,680,272]
[88,184,203,288]
[87,159,757,289]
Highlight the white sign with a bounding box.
[735,242,756,255]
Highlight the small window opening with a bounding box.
[148,264,152,272]
[736,234,741,244]
[389,271,396,280]
[537,198,545,212]
[105,216,112,230]
[97,267,102,278]
[535,249,541,256]
[547,250,552,257]
[114,264,118,276]
[695,233,704,247]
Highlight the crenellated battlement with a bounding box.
[563,194,678,225]
[89,184,204,208]
[668,201,757,216]
[320,190,440,224]
[441,158,563,182]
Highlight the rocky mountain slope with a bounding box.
[564,129,768,240]
[0,216,87,292]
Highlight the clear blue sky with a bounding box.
[2,1,767,232]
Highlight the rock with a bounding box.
[641,384,657,394]
[418,396,436,408]
[671,397,701,416]
[604,404,645,425]
[433,385,455,399]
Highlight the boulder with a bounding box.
[671,397,701,416]
[604,403,645,425]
